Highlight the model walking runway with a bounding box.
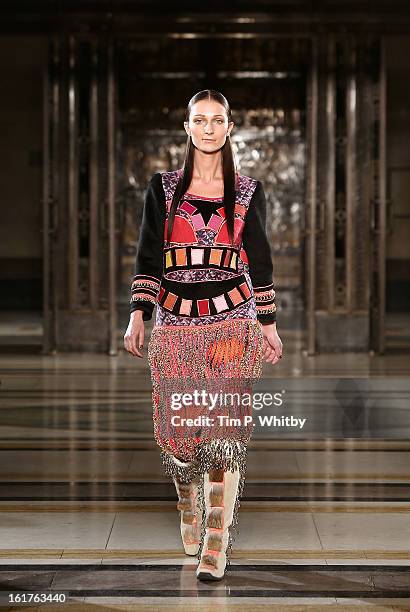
[124,89,282,580]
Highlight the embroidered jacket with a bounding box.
[130,170,277,325]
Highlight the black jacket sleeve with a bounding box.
[129,172,166,320]
[241,180,277,325]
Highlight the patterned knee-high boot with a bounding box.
[171,455,202,556]
[196,467,241,580]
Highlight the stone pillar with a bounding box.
[43,34,118,353]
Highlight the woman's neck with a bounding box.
[192,150,223,183]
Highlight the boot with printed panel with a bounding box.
[171,455,202,556]
[196,467,241,581]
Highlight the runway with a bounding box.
[0,327,409,610]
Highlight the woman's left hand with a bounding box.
[261,322,283,365]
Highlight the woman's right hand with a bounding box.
[124,310,145,358]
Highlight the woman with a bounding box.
[124,89,283,581]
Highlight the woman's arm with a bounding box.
[241,180,277,325]
[129,173,166,320]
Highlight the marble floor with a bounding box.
[0,322,409,610]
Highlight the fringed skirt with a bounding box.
[147,317,264,479]
[147,317,264,563]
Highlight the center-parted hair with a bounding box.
[166,89,237,246]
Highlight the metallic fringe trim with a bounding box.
[161,450,202,484]
[160,439,247,572]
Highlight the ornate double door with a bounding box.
[305,36,387,354]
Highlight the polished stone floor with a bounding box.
[0,320,409,610]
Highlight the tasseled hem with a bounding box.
[161,450,202,484]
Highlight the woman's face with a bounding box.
[184,99,234,153]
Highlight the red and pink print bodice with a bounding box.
[130,169,277,327]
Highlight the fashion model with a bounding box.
[124,89,283,581]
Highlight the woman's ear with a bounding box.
[184,121,190,136]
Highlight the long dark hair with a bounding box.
[166,89,238,246]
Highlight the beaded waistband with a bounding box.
[151,317,259,331]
